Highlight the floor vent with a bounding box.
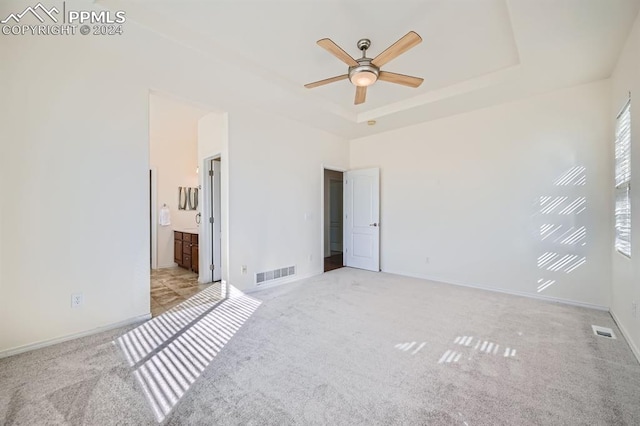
[256,266,295,285]
[592,325,616,339]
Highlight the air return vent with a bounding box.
[256,266,296,285]
[592,325,616,339]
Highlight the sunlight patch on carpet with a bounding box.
[438,335,518,364]
[115,285,262,423]
[394,341,427,355]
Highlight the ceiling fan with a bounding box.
[305,31,424,105]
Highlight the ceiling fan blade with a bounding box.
[317,38,359,67]
[372,31,422,67]
[378,71,424,88]
[355,86,367,105]
[304,74,348,89]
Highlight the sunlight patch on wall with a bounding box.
[537,252,586,273]
[115,284,262,423]
[539,196,586,215]
[553,166,586,186]
[539,225,587,245]
[537,278,556,292]
[535,166,588,293]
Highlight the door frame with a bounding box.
[200,154,223,283]
[320,164,347,270]
[150,166,158,270]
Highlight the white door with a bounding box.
[344,168,380,271]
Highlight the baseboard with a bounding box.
[609,309,640,365]
[382,269,609,311]
[245,270,323,294]
[0,313,152,359]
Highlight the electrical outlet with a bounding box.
[425,257,430,264]
[241,265,247,274]
[71,293,83,308]
[309,254,313,262]
[632,301,638,319]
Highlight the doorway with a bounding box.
[148,92,212,317]
[324,169,344,272]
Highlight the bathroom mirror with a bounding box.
[178,187,198,210]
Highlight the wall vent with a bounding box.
[592,325,616,339]
[256,266,296,285]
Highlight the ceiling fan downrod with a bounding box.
[357,38,371,58]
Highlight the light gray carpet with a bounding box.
[1,268,639,425]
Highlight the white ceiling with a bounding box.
[101,0,640,139]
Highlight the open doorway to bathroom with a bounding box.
[324,168,344,272]
[148,92,214,317]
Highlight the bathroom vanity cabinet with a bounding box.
[174,231,199,273]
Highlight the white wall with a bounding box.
[227,109,349,290]
[611,12,640,359]
[150,94,205,268]
[350,81,612,308]
[0,33,151,353]
[0,7,348,353]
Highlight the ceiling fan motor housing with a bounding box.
[349,57,379,87]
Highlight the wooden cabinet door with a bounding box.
[174,239,183,265]
[191,244,199,273]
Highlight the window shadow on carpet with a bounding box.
[115,284,262,422]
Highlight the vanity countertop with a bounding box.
[174,227,199,234]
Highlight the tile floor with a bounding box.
[151,267,211,317]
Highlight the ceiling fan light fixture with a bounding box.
[350,70,378,87]
[349,60,379,87]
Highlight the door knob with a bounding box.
[370,223,378,227]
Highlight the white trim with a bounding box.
[199,157,210,284]
[245,270,323,294]
[382,268,609,311]
[610,309,640,365]
[150,167,158,270]
[0,314,152,359]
